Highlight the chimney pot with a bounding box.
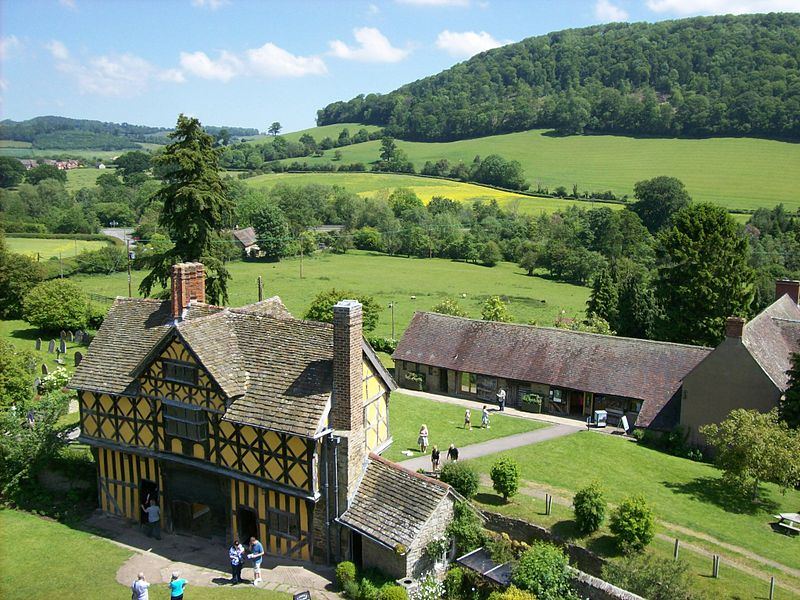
[775,279,800,305]
[171,262,206,319]
[725,316,745,339]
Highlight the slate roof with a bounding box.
[394,312,711,410]
[69,296,394,438]
[232,227,257,248]
[742,294,800,390]
[338,454,453,550]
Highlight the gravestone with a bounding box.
[81,331,90,345]
[35,338,42,351]
[48,339,55,353]
[41,363,49,375]
[60,330,66,341]
[59,339,67,354]
[67,331,74,342]
[34,378,41,391]
[74,331,83,344]
[74,351,83,367]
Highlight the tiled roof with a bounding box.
[69,296,395,438]
[339,454,452,549]
[232,227,257,247]
[394,312,711,407]
[743,295,800,390]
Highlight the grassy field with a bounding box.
[6,236,111,259]
[382,392,548,463]
[267,127,800,212]
[65,166,117,191]
[0,510,290,600]
[0,146,127,161]
[243,123,382,145]
[68,251,590,338]
[467,431,800,573]
[0,319,86,376]
[244,171,617,216]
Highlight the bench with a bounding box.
[773,517,800,536]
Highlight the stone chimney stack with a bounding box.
[775,279,800,305]
[725,316,745,339]
[171,262,206,319]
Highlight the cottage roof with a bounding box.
[394,312,711,411]
[338,454,453,550]
[742,294,800,390]
[232,227,257,248]
[69,296,394,438]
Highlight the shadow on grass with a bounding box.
[662,476,779,515]
[8,325,43,342]
[585,534,622,558]
[474,492,506,507]
[550,519,580,541]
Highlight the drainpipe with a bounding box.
[333,435,341,562]
[323,435,331,564]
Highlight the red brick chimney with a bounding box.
[725,316,745,339]
[775,279,800,305]
[171,262,206,319]
[332,300,363,431]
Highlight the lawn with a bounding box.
[467,431,800,573]
[6,235,112,259]
[244,171,615,217]
[68,250,590,338]
[0,509,290,600]
[381,392,548,463]
[0,318,86,376]
[267,126,800,213]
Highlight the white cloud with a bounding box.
[367,3,380,14]
[246,43,327,77]
[595,0,629,21]
[435,30,505,57]
[396,0,469,6]
[47,41,184,96]
[329,27,409,63]
[191,0,228,9]
[179,50,242,81]
[646,0,800,14]
[59,0,77,9]
[0,35,21,59]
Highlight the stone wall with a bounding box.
[362,538,407,579]
[569,569,645,600]
[407,496,455,579]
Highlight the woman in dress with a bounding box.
[418,424,429,452]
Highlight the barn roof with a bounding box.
[232,226,257,248]
[742,294,800,390]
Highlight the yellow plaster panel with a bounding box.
[171,438,182,453]
[99,394,113,412]
[193,443,205,460]
[220,443,237,468]
[219,421,235,438]
[242,450,259,475]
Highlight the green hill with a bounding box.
[318,13,800,141]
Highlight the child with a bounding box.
[481,405,490,428]
[464,408,471,430]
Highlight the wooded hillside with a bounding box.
[317,13,800,141]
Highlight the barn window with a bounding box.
[460,372,477,394]
[164,403,207,442]
[268,508,300,540]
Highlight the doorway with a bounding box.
[439,369,448,394]
[139,479,158,524]
[237,506,258,543]
[352,532,363,568]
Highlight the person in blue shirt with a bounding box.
[248,536,264,585]
[169,571,187,599]
[228,539,245,584]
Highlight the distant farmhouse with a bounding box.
[69,262,459,577]
[393,280,800,444]
[231,226,260,257]
[17,158,79,170]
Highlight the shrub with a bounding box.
[444,567,465,600]
[336,561,357,590]
[22,279,90,331]
[511,542,577,600]
[0,251,44,319]
[485,532,515,563]
[379,585,408,600]
[490,456,520,501]
[602,553,699,600]
[87,302,107,329]
[40,366,70,394]
[609,495,655,553]
[573,481,606,534]
[440,462,479,499]
[0,340,35,409]
[431,298,469,317]
[499,586,537,600]
[367,335,397,354]
[359,578,380,600]
[343,581,361,600]
[412,572,444,600]
[446,501,486,554]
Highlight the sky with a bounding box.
[2,0,800,133]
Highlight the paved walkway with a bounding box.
[85,512,338,599]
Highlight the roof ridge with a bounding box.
[113,296,164,304]
[368,452,450,491]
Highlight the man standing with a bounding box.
[131,572,150,600]
[141,498,161,540]
[229,539,245,584]
[447,443,459,462]
[248,536,264,585]
[496,388,506,411]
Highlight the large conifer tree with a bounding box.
[139,114,233,305]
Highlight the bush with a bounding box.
[440,462,479,498]
[490,456,520,501]
[22,279,90,331]
[358,578,380,600]
[87,302,107,329]
[336,561,357,590]
[40,366,70,393]
[499,586,537,600]
[485,532,515,563]
[0,340,35,409]
[367,335,397,354]
[511,542,576,600]
[573,481,606,534]
[609,495,655,553]
[343,581,361,600]
[446,501,486,554]
[444,567,465,600]
[602,553,700,600]
[411,573,444,600]
[379,585,408,600]
[0,251,44,319]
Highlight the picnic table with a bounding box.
[773,513,800,536]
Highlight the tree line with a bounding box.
[317,13,800,141]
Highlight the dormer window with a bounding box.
[163,359,198,385]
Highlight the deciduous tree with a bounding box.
[268,122,282,136]
[24,163,67,184]
[481,296,513,322]
[631,176,691,233]
[0,156,26,188]
[251,203,290,261]
[304,289,381,332]
[490,456,521,501]
[23,279,90,331]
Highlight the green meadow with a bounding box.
[65,166,117,191]
[243,122,382,145]
[6,236,111,259]
[270,127,800,212]
[68,251,590,338]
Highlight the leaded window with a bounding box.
[164,403,207,442]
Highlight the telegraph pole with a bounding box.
[257,276,263,302]
[126,239,132,297]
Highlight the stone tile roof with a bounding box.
[394,312,711,408]
[743,295,800,390]
[339,454,452,549]
[232,226,257,248]
[69,296,395,438]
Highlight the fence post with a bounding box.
[712,555,720,578]
[769,576,775,600]
[545,494,552,515]
[673,538,680,560]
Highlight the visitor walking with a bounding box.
[248,536,264,585]
[229,539,245,584]
[430,445,440,471]
[464,409,471,430]
[497,388,506,411]
[418,424,429,453]
[481,405,490,428]
[141,498,161,540]
[447,443,459,462]
[169,572,187,600]
[130,572,150,600]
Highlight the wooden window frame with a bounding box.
[268,507,300,541]
[163,403,207,442]
[162,359,199,385]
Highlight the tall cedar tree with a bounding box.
[654,203,752,346]
[139,114,233,304]
[781,351,800,429]
[586,267,619,327]
[616,275,657,339]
